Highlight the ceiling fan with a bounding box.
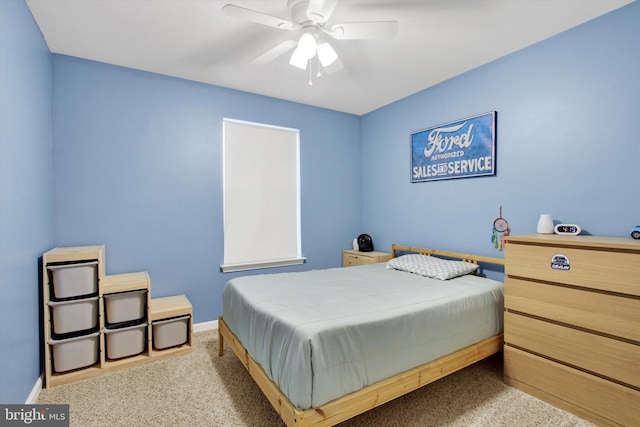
[222,0,398,79]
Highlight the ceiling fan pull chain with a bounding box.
[308,63,313,86]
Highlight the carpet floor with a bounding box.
[37,329,596,426]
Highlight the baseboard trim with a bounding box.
[193,319,218,333]
[30,318,218,403]
[26,375,43,404]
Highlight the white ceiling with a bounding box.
[26,0,634,116]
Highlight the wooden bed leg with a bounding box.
[218,316,224,356]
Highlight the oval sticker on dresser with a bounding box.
[550,254,570,271]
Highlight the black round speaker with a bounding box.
[357,234,374,252]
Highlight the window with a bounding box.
[221,119,304,272]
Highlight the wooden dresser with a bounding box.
[503,234,640,426]
[342,249,391,267]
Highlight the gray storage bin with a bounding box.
[104,322,147,359]
[152,315,189,350]
[104,290,146,325]
[49,332,99,373]
[48,296,99,335]
[48,261,98,299]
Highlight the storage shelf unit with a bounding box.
[503,234,640,427]
[42,245,192,388]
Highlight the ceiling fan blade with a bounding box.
[328,21,398,40]
[251,40,297,65]
[306,0,339,24]
[221,4,298,30]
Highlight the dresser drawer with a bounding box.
[505,278,640,342]
[505,311,640,389]
[505,243,640,296]
[504,346,640,427]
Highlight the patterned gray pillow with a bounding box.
[386,254,478,280]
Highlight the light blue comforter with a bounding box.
[223,263,503,409]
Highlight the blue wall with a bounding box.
[52,56,362,324]
[361,1,640,260]
[0,0,54,403]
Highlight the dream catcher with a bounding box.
[491,206,510,251]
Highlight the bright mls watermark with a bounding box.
[0,405,69,426]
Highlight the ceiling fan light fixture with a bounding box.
[317,41,338,67]
[289,47,308,70]
[322,56,344,75]
[297,32,317,59]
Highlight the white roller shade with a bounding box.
[221,119,303,272]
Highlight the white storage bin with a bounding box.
[153,315,189,350]
[48,261,98,300]
[49,332,99,373]
[104,290,146,325]
[104,322,147,359]
[48,296,99,335]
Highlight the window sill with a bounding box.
[220,257,306,273]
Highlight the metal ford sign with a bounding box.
[411,111,496,182]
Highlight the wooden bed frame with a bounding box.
[218,244,505,427]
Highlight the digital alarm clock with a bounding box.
[554,224,581,235]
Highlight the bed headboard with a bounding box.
[390,244,505,268]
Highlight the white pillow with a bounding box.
[386,254,478,280]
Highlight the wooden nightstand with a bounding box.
[342,249,392,267]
